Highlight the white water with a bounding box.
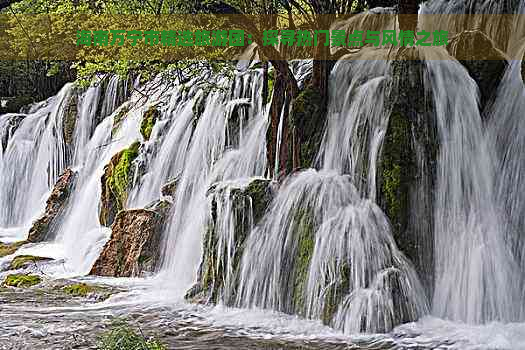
[1,3,525,347]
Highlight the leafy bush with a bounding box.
[97,320,166,350]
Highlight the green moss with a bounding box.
[108,142,140,211]
[9,255,52,270]
[97,320,166,350]
[289,85,325,169]
[62,283,93,297]
[3,274,41,288]
[383,164,402,219]
[380,111,413,230]
[292,207,315,314]
[0,241,25,257]
[140,106,160,141]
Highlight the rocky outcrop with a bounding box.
[447,30,508,114]
[63,90,78,145]
[90,201,170,277]
[99,142,140,227]
[186,178,274,304]
[140,106,160,141]
[27,168,77,242]
[377,49,438,299]
[289,85,326,170]
[161,177,178,198]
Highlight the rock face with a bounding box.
[289,85,325,170]
[99,142,140,227]
[27,169,77,242]
[140,106,160,141]
[377,49,438,299]
[447,30,508,114]
[161,177,179,198]
[90,202,169,277]
[63,90,78,146]
[186,178,274,304]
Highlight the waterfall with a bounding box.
[0,75,133,274]
[424,49,521,323]
[154,68,268,296]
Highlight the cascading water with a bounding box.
[424,49,522,323]
[1,2,525,347]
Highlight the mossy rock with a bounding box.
[111,105,131,137]
[289,85,326,169]
[63,90,78,145]
[99,142,140,226]
[140,106,160,141]
[9,255,53,270]
[62,283,94,297]
[188,179,274,305]
[3,274,41,288]
[291,207,315,315]
[0,241,25,258]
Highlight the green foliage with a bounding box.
[97,320,166,350]
[9,255,51,270]
[62,283,93,297]
[3,274,42,288]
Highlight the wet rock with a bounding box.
[111,104,130,137]
[90,201,170,277]
[99,142,140,227]
[63,89,78,145]
[289,85,325,170]
[447,30,508,114]
[161,177,179,198]
[377,49,438,299]
[2,274,41,288]
[186,178,274,304]
[0,241,25,258]
[27,168,77,242]
[140,106,160,141]
[8,255,53,270]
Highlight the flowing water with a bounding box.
[1,1,525,348]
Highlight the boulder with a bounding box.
[186,178,274,304]
[161,177,179,198]
[63,89,78,145]
[447,30,508,114]
[90,201,170,277]
[140,106,160,141]
[377,49,438,298]
[99,142,140,227]
[27,168,77,242]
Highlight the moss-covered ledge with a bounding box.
[2,274,42,288]
[140,106,160,141]
[99,142,140,227]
